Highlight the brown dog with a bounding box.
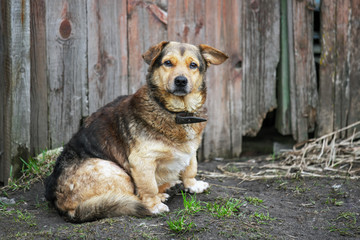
[45,41,228,222]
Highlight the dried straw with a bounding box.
[218,121,360,180]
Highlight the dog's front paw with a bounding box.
[186,180,209,193]
[150,202,170,214]
[158,193,170,202]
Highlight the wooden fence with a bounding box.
[1,0,359,185]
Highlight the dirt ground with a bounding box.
[0,158,359,240]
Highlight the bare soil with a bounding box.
[1,158,359,240]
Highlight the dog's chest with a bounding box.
[164,143,195,172]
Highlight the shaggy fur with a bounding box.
[45,41,228,222]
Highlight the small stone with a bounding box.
[0,197,16,205]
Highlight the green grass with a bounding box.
[328,211,360,236]
[1,200,37,227]
[1,148,61,192]
[167,215,196,233]
[180,191,204,215]
[206,198,244,218]
[250,211,276,225]
[168,193,249,234]
[13,209,37,227]
[245,196,264,206]
[325,197,344,206]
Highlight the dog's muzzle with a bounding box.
[171,76,190,96]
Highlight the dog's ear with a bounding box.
[199,44,228,66]
[142,41,169,65]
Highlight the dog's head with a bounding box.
[143,41,228,113]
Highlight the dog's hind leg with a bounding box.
[54,158,150,222]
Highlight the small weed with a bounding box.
[167,215,196,233]
[325,197,344,206]
[328,211,360,236]
[245,196,264,206]
[337,212,355,220]
[13,209,37,227]
[293,186,310,194]
[180,191,204,215]
[206,198,243,218]
[250,211,276,225]
[275,180,288,191]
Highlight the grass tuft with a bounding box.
[1,148,62,192]
[167,215,196,233]
[206,198,244,218]
[180,191,204,215]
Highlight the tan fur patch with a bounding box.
[55,159,134,212]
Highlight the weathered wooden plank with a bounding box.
[333,0,351,138]
[127,0,168,94]
[30,0,48,155]
[242,0,280,136]
[2,0,31,181]
[347,1,360,135]
[318,0,360,137]
[87,0,128,114]
[225,0,243,157]
[291,0,317,142]
[0,1,6,184]
[167,0,205,44]
[46,0,88,148]
[317,1,337,137]
[275,0,291,135]
[202,0,231,159]
[287,0,298,140]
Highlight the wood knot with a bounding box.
[250,0,259,12]
[59,19,72,39]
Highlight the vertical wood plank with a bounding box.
[226,0,243,157]
[2,0,31,181]
[202,0,231,159]
[287,0,298,140]
[291,0,317,142]
[317,1,337,137]
[242,0,280,136]
[318,0,360,137]
[275,0,291,135]
[46,0,88,148]
[30,0,48,155]
[347,1,360,135]
[127,0,168,94]
[87,0,128,114]
[0,1,6,183]
[333,0,351,137]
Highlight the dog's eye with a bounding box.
[163,60,173,67]
[189,62,198,69]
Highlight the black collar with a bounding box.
[152,94,207,124]
[175,112,207,124]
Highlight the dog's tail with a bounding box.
[68,193,151,222]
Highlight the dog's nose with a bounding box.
[174,76,188,87]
